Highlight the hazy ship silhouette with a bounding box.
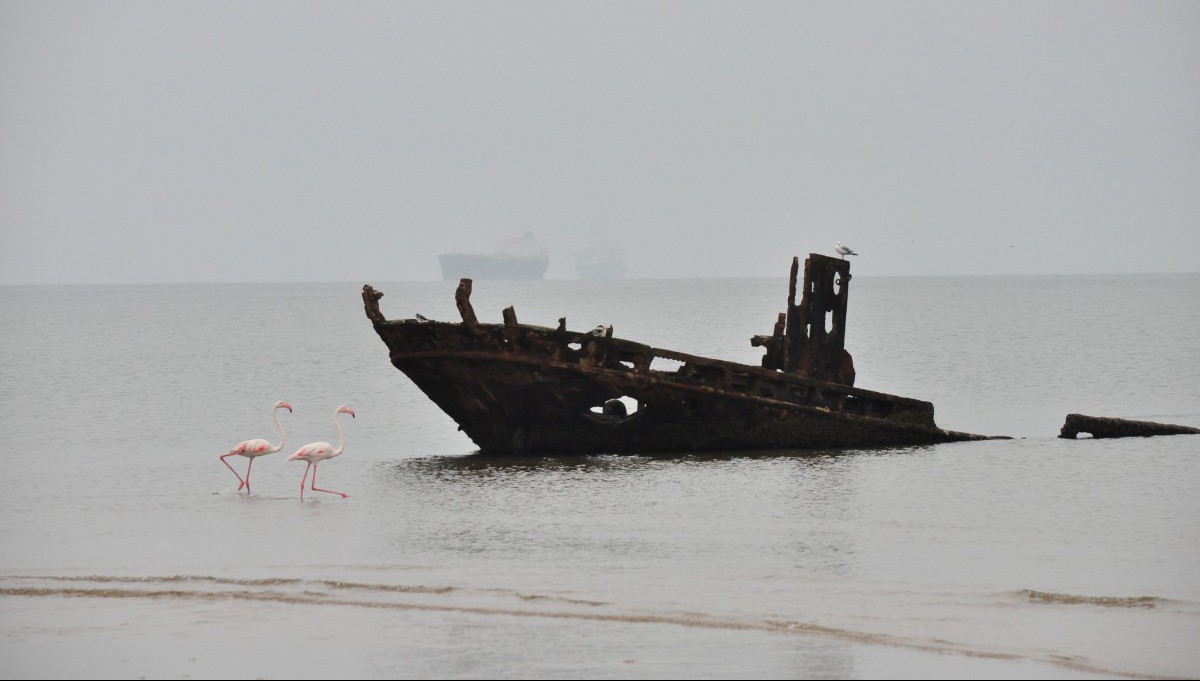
[438,232,549,281]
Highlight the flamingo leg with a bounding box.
[299,462,312,501]
[220,453,246,490]
[310,464,349,499]
[244,457,254,495]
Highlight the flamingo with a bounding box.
[835,241,859,259]
[288,405,355,500]
[220,400,293,494]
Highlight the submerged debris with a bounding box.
[1059,413,1200,439]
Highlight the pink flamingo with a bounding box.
[220,400,293,494]
[288,405,355,500]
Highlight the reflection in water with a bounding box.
[405,447,895,472]
[371,449,867,592]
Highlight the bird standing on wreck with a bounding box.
[835,241,858,259]
[220,400,292,495]
[288,405,355,501]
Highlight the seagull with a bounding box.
[835,241,858,259]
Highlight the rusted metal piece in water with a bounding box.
[1059,413,1200,439]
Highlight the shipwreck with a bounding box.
[362,253,998,455]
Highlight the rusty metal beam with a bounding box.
[1059,414,1200,439]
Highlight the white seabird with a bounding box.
[835,241,858,259]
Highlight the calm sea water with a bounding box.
[1,274,1198,679]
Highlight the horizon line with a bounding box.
[2,269,1198,288]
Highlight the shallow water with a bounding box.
[1,274,1198,678]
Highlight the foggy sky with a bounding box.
[2,1,1198,284]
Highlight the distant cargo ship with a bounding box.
[438,233,549,281]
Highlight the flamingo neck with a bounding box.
[332,411,346,456]
[271,406,286,452]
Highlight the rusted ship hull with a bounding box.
[363,254,996,455]
[376,325,987,454]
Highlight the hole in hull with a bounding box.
[589,395,640,416]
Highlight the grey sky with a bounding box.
[2,1,1197,284]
